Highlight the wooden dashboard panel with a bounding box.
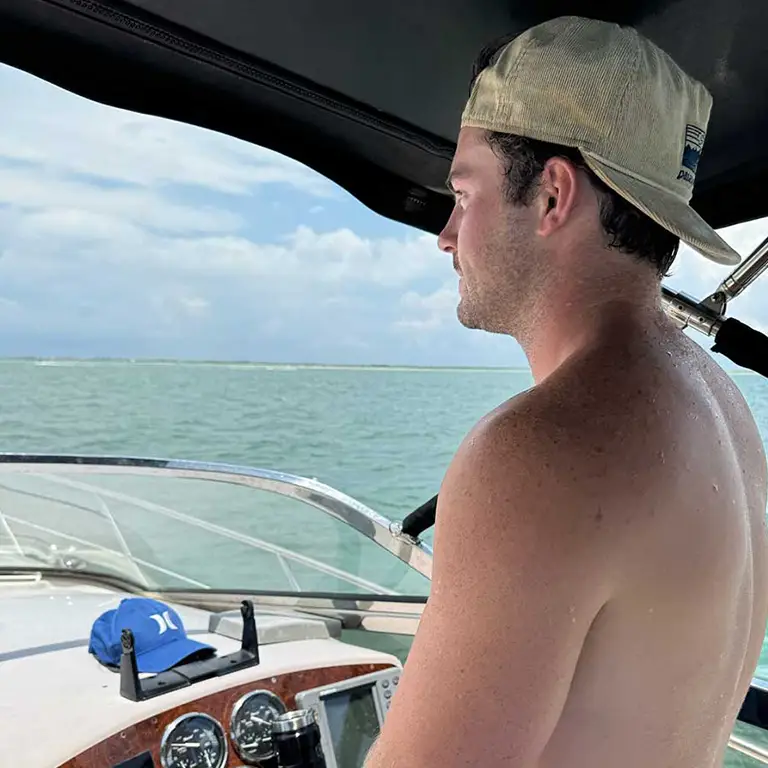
[61,662,392,768]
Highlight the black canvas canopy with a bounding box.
[0,0,766,238]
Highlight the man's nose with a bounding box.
[438,208,458,254]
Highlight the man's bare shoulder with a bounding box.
[441,365,660,528]
[433,383,639,592]
[440,335,767,577]
[436,342,750,563]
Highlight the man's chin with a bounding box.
[456,300,481,331]
[457,300,510,335]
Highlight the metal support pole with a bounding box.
[662,229,768,336]
[661,286,723,336]
[702,235,768,314]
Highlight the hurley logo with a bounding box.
[677,124,705,185]
[150,610,179,634]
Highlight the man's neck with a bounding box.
[517,268,665,384]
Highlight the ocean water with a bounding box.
[2,359,768,765]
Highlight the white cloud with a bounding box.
[0,297,23,321]
[0,64,334,198]
[397,285,457,331]
[0,168,241,236]
[283,227,444,286]
[151,291,210,319]
[1,208,444,286]
[0,199,453,352]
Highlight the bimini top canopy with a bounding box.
[0,0,766,238]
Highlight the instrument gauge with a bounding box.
[230,689,287,764]
[159,712,227,768]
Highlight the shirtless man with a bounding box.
[364,16,768,768]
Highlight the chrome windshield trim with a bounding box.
[0,454,433,582]
[729,735,768,764]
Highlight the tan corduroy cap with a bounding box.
[461,16,740,265]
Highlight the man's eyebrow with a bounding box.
[445,166,471,192]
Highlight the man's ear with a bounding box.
[535,157,581,237]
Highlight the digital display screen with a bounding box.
[322,684,380,768]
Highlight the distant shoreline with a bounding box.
[0,357,754,374]
[0,357,531,372]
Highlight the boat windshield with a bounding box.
[0,459,432,597]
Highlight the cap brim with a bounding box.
[581,151,741,267]
[137,637,215,674]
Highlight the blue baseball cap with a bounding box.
[89,597,215,673]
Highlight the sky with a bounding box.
[0,63,766,368]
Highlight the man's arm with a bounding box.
[365,410,620,767]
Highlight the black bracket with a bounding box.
[738,683,768,730]
[120,599,260,702]
[401,494,437,539]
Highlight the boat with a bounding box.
[1,1,768,767]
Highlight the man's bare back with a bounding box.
[527,321,768,767]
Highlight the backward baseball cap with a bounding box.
[461,15,741,266]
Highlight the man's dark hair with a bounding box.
[469,37,680,278]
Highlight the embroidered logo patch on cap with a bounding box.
[679,124,706,185]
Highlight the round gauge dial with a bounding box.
[230,689,287,764]
[160,712,227,768]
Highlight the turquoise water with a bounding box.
[2,359,768,765]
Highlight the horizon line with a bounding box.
[0,356,533,372]
[0,356,755,375]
